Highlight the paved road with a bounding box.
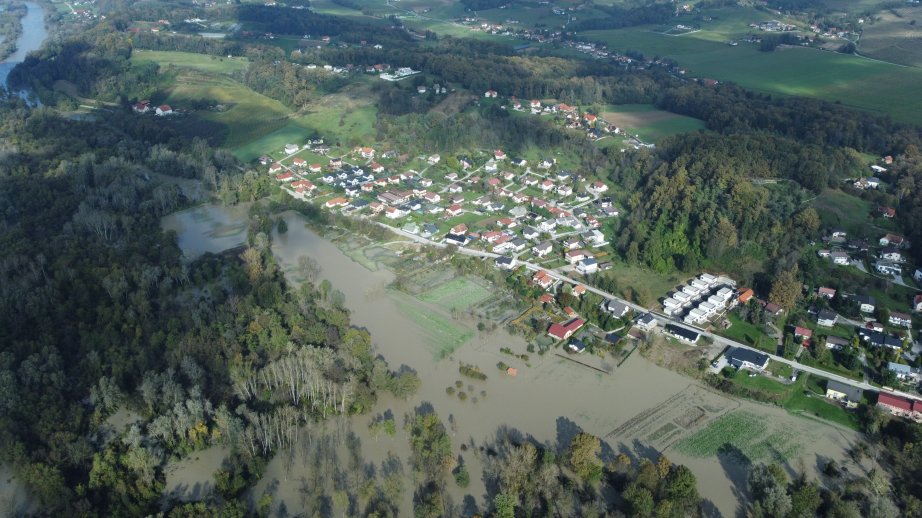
[370,222,922,402]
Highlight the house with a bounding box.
[269,162,284,173]
[529,99,542,110]
[867,321,885,332]
[417,85,427,94]
[914,294,922,312]
[563,237,582,251]
[532,270,555,290]
[830,251,850,265]
[875,261,902,276]
[132,100,150,113]
[888,362,917,380]
[359,147,375,159]
[325,197,349,208]
[284,143,299,155]
[817,287,836,299]
[420,223,438,238]
[665,324,700,344]
[308,163,323,173]
[738,288,754,304]
[567,338,586,353]
[446,204,463,217]
[538,219,556,232]
[484,89,498,98]
[817,309,838,327]
[880,233,905,247]
[385,206,407,219]
[572,284,586,297]
[445,233,467,246]
[576,258,598,275]
[859,328,903,350]
[329,158,343,168]
[424,192,441,203]
[878,206,895,218]
[557,184,573,196]
[275,171,295,182]
[532,241,553,258]
[588,180,608,194]
[725,347,769,370]
[635,313,657,331]
[451,223,468,235]
[547,318,585,340]
[794,326,813,340]
[889,311,912,328]
[565,249,590,264]
[402,222,419,235]
[826,336,849,350]
[856,295,876,313]
[495,256,516,270]
[155,104,173,116]
[494,149,506,160]
[831,229,847,239]
[291,157,306,168]
[600,299,630,318]
[825,380,862,408]
[880,248,904,262]
[539,293,555,305]
[523,226,540,240]
[763,302,784,317]
[817,249,831,258]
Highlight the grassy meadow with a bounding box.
[581,12,922,122]
[602,104,705,141]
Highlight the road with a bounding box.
[367,221,922,403]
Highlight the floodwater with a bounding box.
[161,203,250,258]
[164,204,869,516]
[0,1,47,99]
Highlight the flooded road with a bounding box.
[164,204,868,516]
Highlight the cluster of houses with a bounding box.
[818,228,914,281]
[131,100,174,116]
[494,96,622,142]
[661,273,738,325]
[267,139,624,271]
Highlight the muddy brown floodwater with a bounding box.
[162,205,871,517]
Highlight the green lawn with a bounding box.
[718,314,776,352]
[811,189,875,238]
[581,27,922,122]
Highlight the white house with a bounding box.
[831,251,850,265]
[576,258,598,275]
[155,104,173,116]
[889,311,912,328]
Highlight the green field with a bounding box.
[418,277,493,311]
[603,104,705,141]
[719,314,776,352]
[392,291,473,359]
[676,410,803,462]
[582,25,922,122]
[132,50,249,75]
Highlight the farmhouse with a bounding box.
[876,393,919,418]
[825,380,862,408]
[547,318,585,340]
[726,347,769,371]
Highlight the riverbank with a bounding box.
[0,1,48,100]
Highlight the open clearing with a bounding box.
[131,50,249,75]
[602,103,706,141]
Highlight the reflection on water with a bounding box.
[1,2,48,103]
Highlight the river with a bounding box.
[0,1,47,100]
[162,204,871,516]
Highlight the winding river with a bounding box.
[0,1,48,99]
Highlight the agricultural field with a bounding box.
[391,291,473,359]
[418,276,494,312]
[856,7,922,67]
[602,104,705,141]
[580,12,922,122]
[675,410,803,462]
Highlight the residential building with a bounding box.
[856,294,876,313]
[495,256,516,270]
[888,362,917,380]
[635,313,657,331]
[547,318,585,340]
[877,393,917,417]
[600,299,630,318]
[532,241,553,258]
[889,311,912,328]
[831,251,850,265]
[817,309,837,327]
[825,380,862,408]
[817,287,836,299]
[875,261,902,276]
[859,328,903,350]
[665,324,700,344]
[726,347,770,371]
[576,258,598,275]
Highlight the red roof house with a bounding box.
[548,318,585,341]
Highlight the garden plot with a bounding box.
[675,410,805,463]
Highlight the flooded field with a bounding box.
[164,204,871,516]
